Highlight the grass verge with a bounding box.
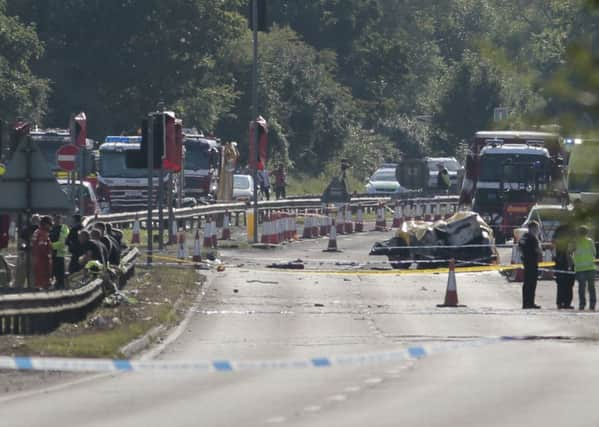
[0,266,203,358]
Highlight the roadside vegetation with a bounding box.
[2,0,598,175]
[0,266,202,358]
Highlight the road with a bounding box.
[1,231,599,426]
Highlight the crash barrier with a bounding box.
[0,337,507,373]
[0,248,139,335]
[83,196,459,244]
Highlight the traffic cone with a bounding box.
[437,259,466,307]
[323,217,341,252]
[177,230,187,260]
[131,217,141,244]
[221,211,231,240]
[355,207,364,232]
[192,230,202,262]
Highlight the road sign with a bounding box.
[56,144,80,171]
[0,138,71,213]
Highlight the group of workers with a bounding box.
[256,162,287,201]
[519,220,597,310]
[20,213,125,290]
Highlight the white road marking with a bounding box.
[364,377,383,384]
[327,394,347,402]
[344,386,361,393]
[266,416,287,424]
[303,405,321,412]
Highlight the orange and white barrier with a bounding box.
[374,203,387,231]
[355,207,364,232]
[336,208,345,235]
[392,201,403,228]
[324,216,340,252]
[344,204,353,234]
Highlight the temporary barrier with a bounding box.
[392,201,403,228]
[355,206,364,232]
[374,203,387,231]
[344,204,354,234]
[336,208,345,235]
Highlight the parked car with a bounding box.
[365,168,407,195]
[232,174,254,202]
[58,179,100,216]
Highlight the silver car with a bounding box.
[365,168,407,195]
[232,174,254,201]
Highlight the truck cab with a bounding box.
[473,144,553,242]
[182,130,221,201]
[96,136,166,213]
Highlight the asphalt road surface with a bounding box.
[2,231,599,427]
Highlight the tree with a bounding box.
[0,0,48,123]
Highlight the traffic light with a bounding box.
[126,114,164,169]
[248,0,269,32]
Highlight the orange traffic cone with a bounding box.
[323,216,341,252]
[437,259,466,307]
[131,216,141,244]
[192,230,202,262]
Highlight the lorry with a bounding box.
[182,130,221,201]
[30,128,96,182]
[96,136,168,213]
[460,131,565,243]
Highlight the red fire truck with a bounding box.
[459,131,565,243]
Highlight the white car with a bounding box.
[365,168,407,195]
[232,174,254,201]
[57,179,100,216]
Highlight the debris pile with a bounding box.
[370,211,497,268]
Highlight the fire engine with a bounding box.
[96,136,168,213]
[182,130,221,201]
[460,131,565,243]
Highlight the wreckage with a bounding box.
[370,211,498,268]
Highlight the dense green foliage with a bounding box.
[2,0,598,176]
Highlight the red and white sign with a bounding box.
[56,144,80,172]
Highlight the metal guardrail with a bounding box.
[0,247,139,335]
[84,195,459,228]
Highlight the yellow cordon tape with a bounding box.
[266,261,559,276]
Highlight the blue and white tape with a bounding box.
[0,339,500,374]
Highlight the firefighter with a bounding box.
[573,225,597,311]
[31,216,53,290]
[50,214,69,289]
[518,220,542,309]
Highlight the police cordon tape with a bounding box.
[0,337,519,374]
